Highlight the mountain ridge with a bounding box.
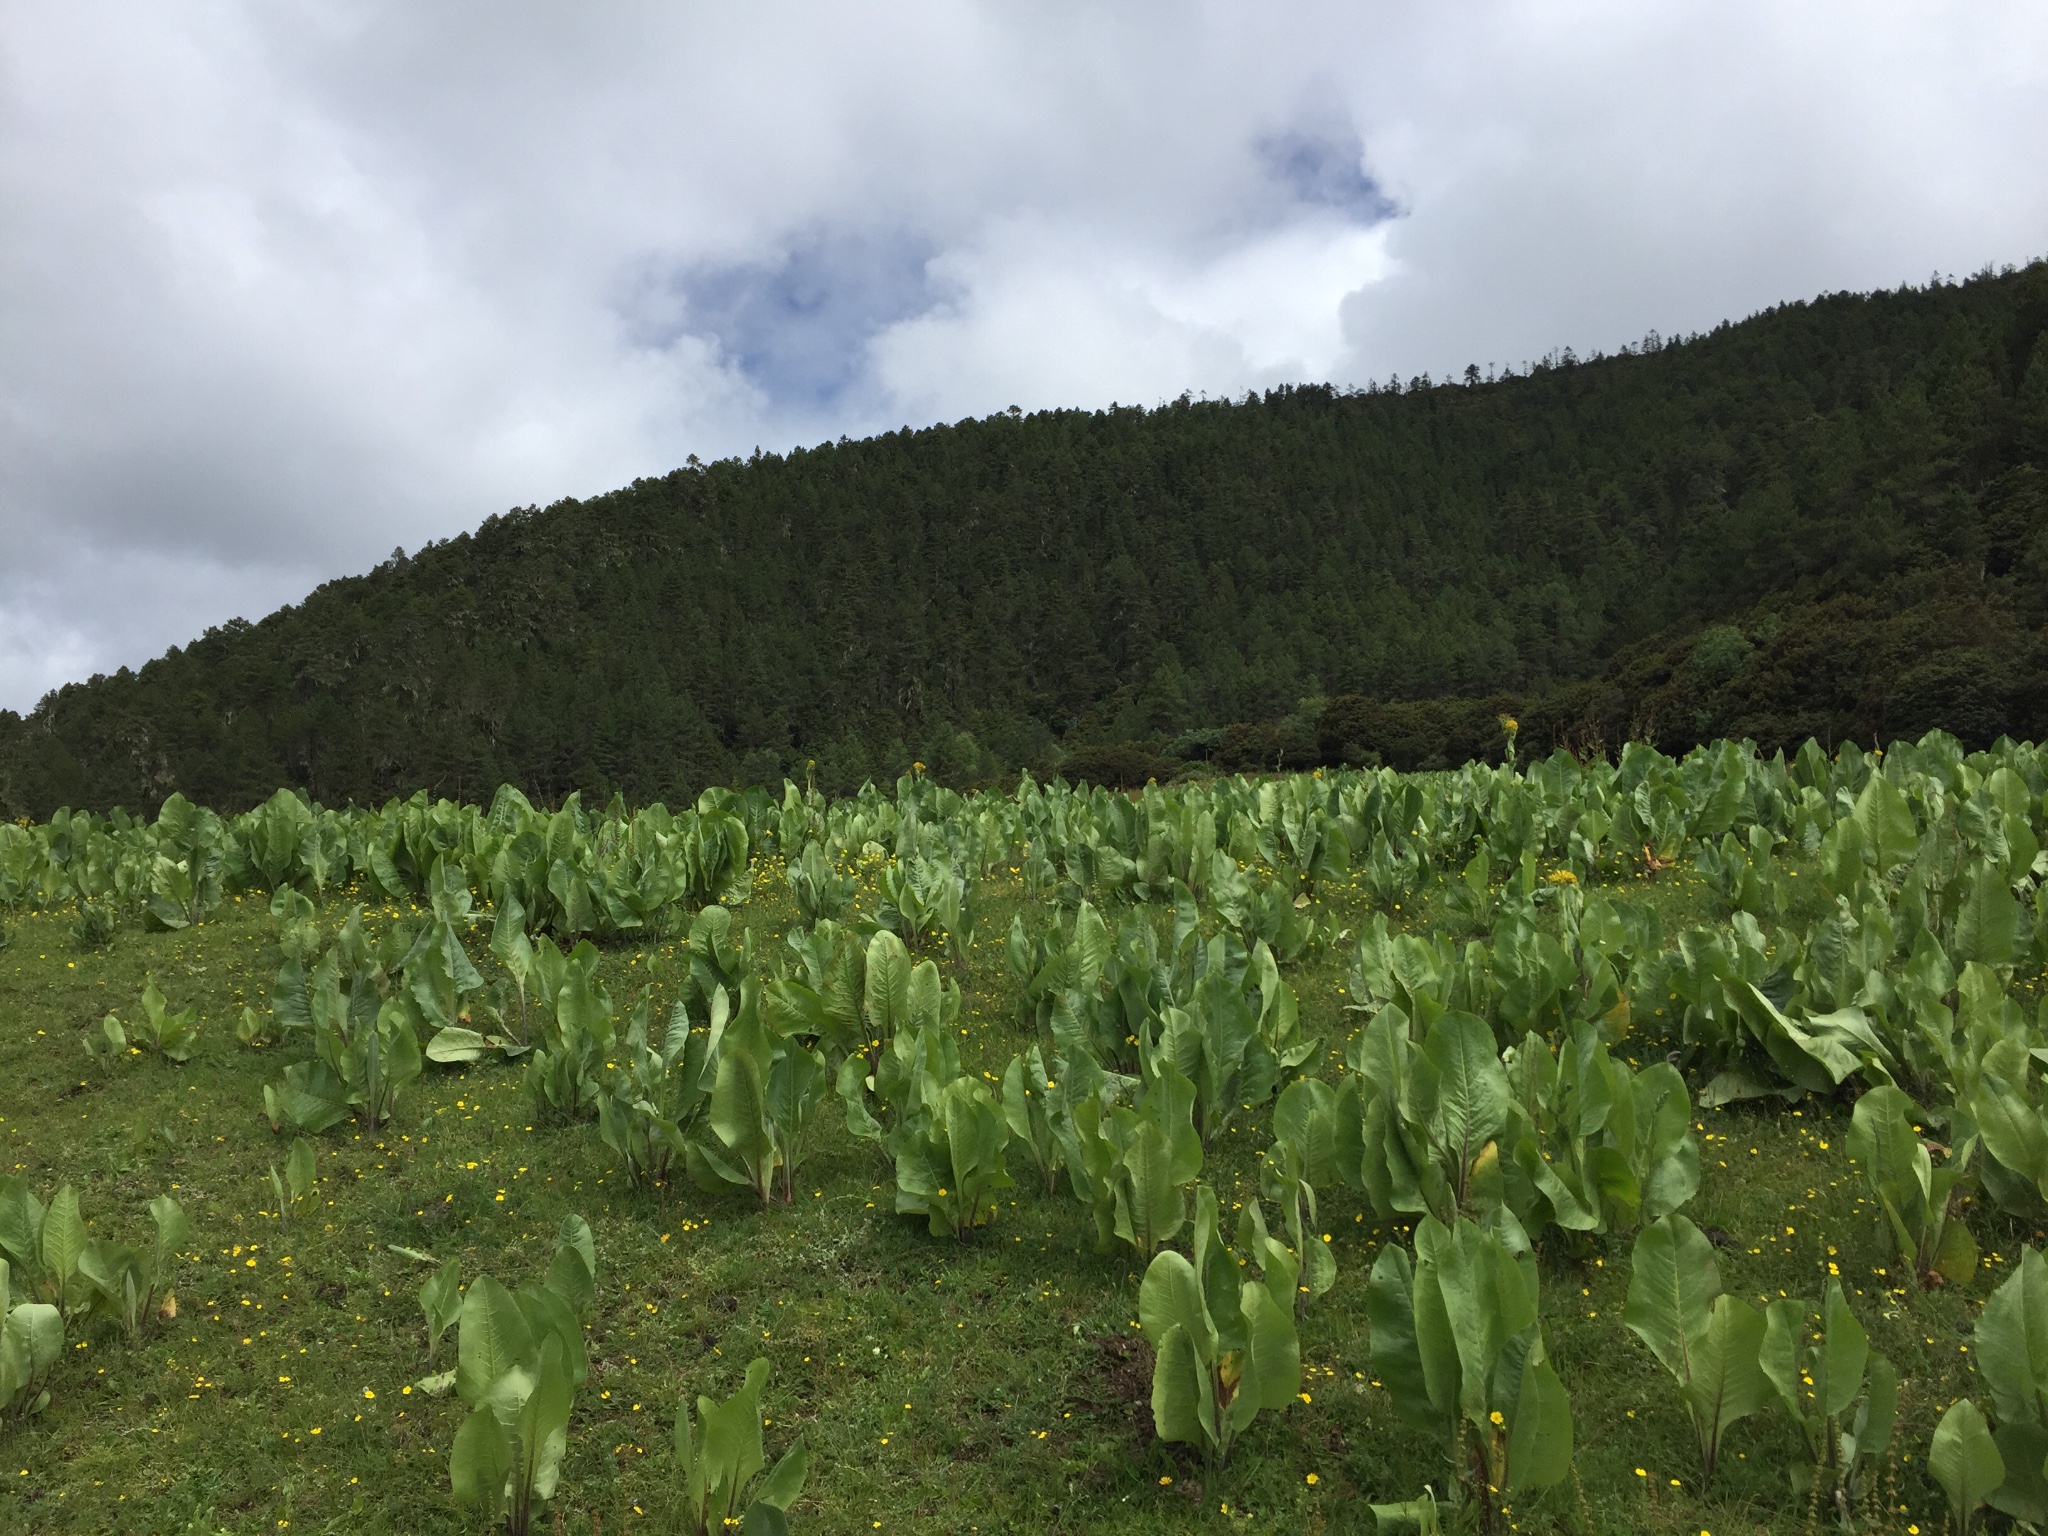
[5,260,2048,816]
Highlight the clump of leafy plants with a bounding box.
[0,1180,190,1376]
[1368,1210,1573,1526]
[71,898,116,951]
[446,1215,598,1535]
[673,1356,809,1534]
[1,1257,63,1421]
[267,1138,319,1228]
[1137,1184,1299,1466]
[685,979,830,1207]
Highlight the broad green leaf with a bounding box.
[455,1275,535,1408]
[674,1394,704,1525]
[512,1335,573,1503]
[420,1257,462,1355]
[709,1051,775,1185]
[1506,1356,1572,1489]
[754,1439,809,1512]
[1069,902,1111,996]
[1367,1492,1442,1533]
[424,1026,491,1064]
[1273,1077,1339,1189]
[1853,773,1918,874]
[1760,1298,1806,1419]
[1954,861,2021,967]
[40,1187,84,1295]
[1410,1220,1464,1423]
[1367,1244,1436,1431]
[1819,1281,1869,1420]
[1989,1420,2048,1523]
[1623,1214,1719,1382]
[1977,1248,2048,1431]
[1860,1351,1899,1462]
[553,1214,597,1286]
[1121,1119,1190,1255]
[450,1403,511,1519]
[1150,1323,1212,1450]
[148,1194,190,1258]
[75,1238,136,1309]
[5,1301,63,1385]
[699,1357,770,1519]
[1848,1086,1925,1197]
[864,931,911,1039]
[1930,1399,2003,1536]
[1681,1295,1771,1481]
[284,1138,316,1204]
[1236,1278,1301,1416]
[1422,1011,1509,1170]
[1935,1204,1981,1287]
[1432,1218,1533,1423]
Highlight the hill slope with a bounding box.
[5,262,2048,814]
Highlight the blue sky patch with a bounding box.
[1257,126,1397,223]
[670,228,940,410]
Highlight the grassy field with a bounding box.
[0,857,2012,1534]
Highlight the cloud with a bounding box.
[2,1,2046,710]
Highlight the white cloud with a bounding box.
[2,1,2046,710]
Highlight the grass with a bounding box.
[0,858,2017,1533]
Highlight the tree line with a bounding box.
[4,259,2047,816]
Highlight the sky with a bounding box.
[4,2,2048,714]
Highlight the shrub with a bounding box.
[1055,743,1177,789]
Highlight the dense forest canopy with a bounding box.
[5,260,2048,817]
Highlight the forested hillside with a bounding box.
[5,260,2048,816]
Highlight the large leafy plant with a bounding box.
[0,1181,93,1324]
[1963,1244,2048,1523]
[1057,1057,1204,1259]
[1501,1022,1699,1237]
[785,839,857,926]
[264,905,426,1133]
[265,995,421,1135]
[999,1043,1067,1195]
[0,1181,188,1348]
[1845,1084,1977,1287]
[674,1357,809,1535]
[764,918,868,1059]
[119,979,201,1063]
[873,853,975,960]
[1336,1006,1510,1227]
[686,982,829,1206]
[843,1016,1013,1238]
[143,793,227,931]
[1622,1213,1773,1488]
[597,992,723,1189]
[522,938,617,1124]
[447,1217,598,1535]
[1931,1400,2003,1536]
[1759,1280,1896,1507]
[1,1256,63,1421]
[76,1195,190,1348]
[1147,934,1315,1149]
[1138,1185,1300,1466]
[1007,901,1167,1074]
[1256,1076,1339,1312]
[1367,1211,1573,1519]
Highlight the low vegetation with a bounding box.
[1,735,2045,1530]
